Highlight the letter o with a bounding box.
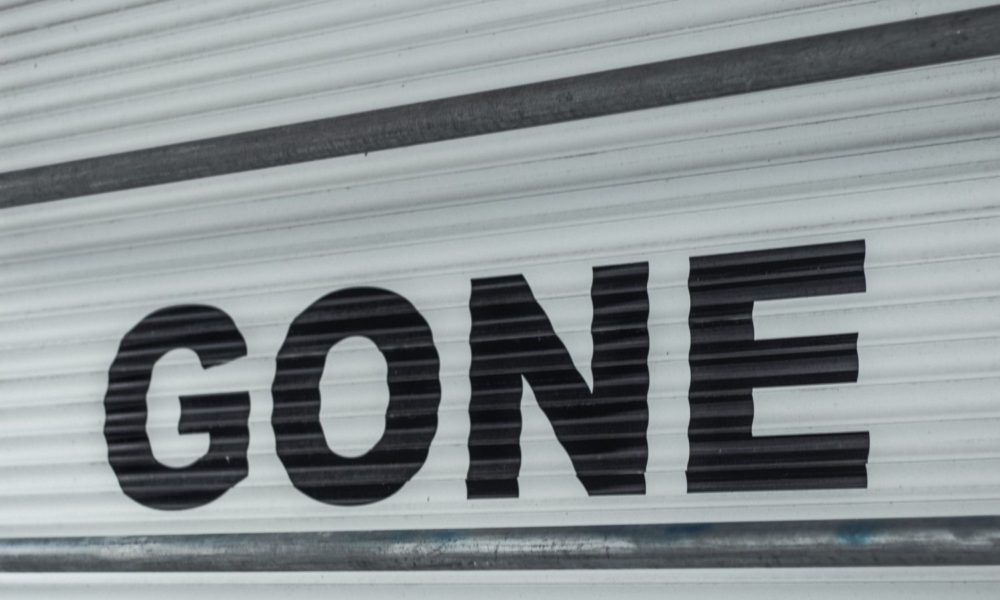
[271,287,441,506]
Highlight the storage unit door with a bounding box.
[2,1,1000,597]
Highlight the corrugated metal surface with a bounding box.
[2,0,998,171]
[1,569,999,600]
[2,0,1000,596]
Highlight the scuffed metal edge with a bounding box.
[2,5,1000,207]
[1,516,998,571]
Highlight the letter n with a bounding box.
[466,262,650,498]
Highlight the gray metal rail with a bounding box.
[2,516,998,571]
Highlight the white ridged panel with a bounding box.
[1,40,1000,540]
[0,0,158,39]
[0,0,287,62]
[2,1,1000,594]
[2,569,1000,599]
[1,0,998,170]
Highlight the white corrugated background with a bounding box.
[2,0,1000,596]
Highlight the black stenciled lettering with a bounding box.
[686,240,869,492]
[104,305,251,510]
[466,263,650,499]
[271,287,441,506]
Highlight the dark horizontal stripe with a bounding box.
[1,516,997,571]
[688,240,867,273]
[3,7,1000,208]
[687,470,868,493]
